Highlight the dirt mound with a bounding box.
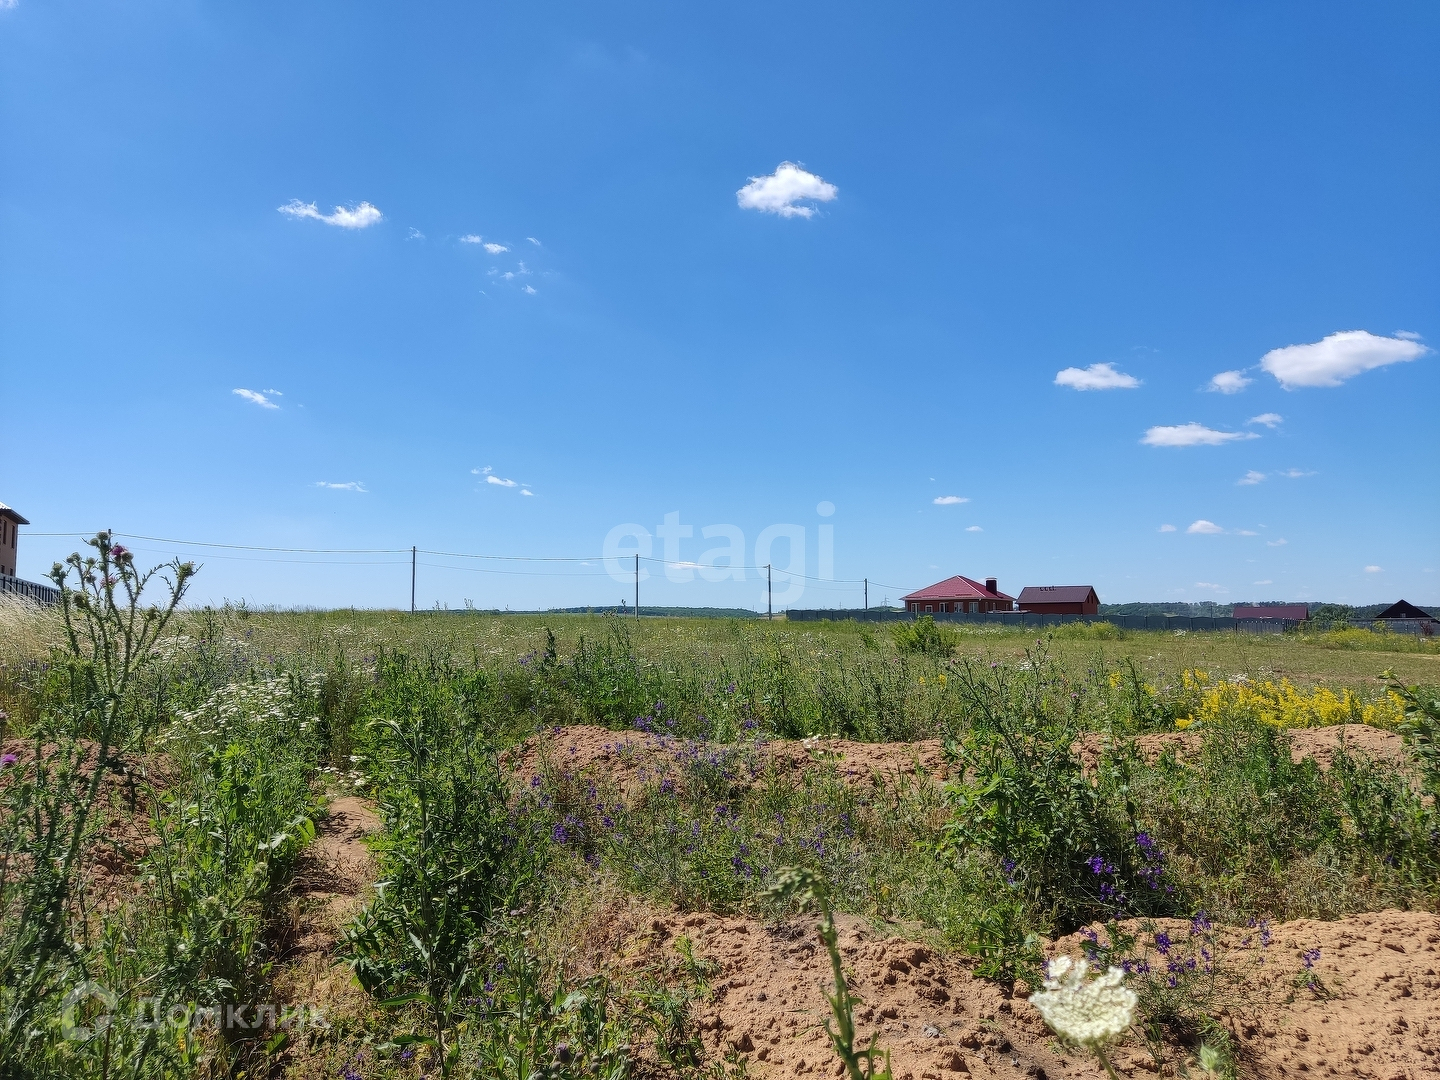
[510,725,949,799]
[636,908,1103,1080]
[1071,723,1410,775]
[1046,909,1440,1078]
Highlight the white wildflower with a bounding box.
[1029,956,1136,1048]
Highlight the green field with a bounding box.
[1,548,1437,1080]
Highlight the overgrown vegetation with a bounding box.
[0,577,1435,1078]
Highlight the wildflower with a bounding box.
[0,754,16,768]
[1154,931,1172,956]
[1190,911,1213,935]
[1029,956,1136,1052]
[1301,947,1321,969]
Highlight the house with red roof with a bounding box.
[1017,585,1100,615]
[902,575,1014,615]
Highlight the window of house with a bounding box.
[926,605,933,613]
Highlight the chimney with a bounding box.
[985,577,998,595]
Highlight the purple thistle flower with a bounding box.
[0,754,17,768]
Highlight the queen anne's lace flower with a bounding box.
[1029,956,1137,1047]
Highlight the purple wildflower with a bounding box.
[1301,947,1321,969]
[1155,931,1172,955]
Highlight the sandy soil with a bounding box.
[1070,723,1408,776]
[510,725,951,798]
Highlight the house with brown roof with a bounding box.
[1017,585,1099,615]
[0,502,26,579]
[902,576,1014,615]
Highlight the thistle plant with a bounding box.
[1028,955,1136,1080]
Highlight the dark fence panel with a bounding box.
[0,574,60,606]
[784,609,1436,635]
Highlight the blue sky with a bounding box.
[2,2,1436,610]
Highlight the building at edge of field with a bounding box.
[1374,599,1435,622]
[902,575,1014,614]
[1233,603,1309,621]
[0,502,26,579]
[1017,585,1100,615]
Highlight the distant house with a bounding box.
[1017,585,1099,615]
[1233,604,1309,621]
[1375,600,1435,622]
[902,576,1014,615]
[0,502,26,578]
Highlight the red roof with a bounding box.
[1233,604,1308,621]
[902,576,1013,602]
[1017,585,1097,605]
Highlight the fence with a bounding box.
[0,574,61,606]
[784,609,1437,635]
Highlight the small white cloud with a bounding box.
[233,388,279,409]
[933,495,969,505]
[1394,330,1422,341]
[1187,519,1224,534]
[965,525,983,532]
[527,237,541,246]
[502,272,514,280]
[1279,468,1316,478]
[523,285,537,295]
[1159,524,1177,532]
[1053,362,1140,391]
[460,234,483,244]
[484,242,508,255]
[521,489,535,496]
[1208,370,1252,394]
[407,227,425,240]
[278,199,383,229]
[1248,413,1283,428]
[1235,529,1258,536]
[1238,470,1266,486]
[1260,330,1428,389]
[487,475,517,487]
[736,162,838,218]
[1364,565,1383,573]
[315,481,367,492]
[1195,581,1227,591]
[262,388,283,396]
[1254,579,1273,585]
[1142,423,1259,447]
[1267,538,1288,547]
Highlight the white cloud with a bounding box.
[933,495,969,505]
[965,525,983,532]
[460,234,483,244]
[407,228,425,240]
[1235,529,1258,536]
[1187,520,1224,534]
[521,489,535,496]
[1254,580,1273,585]
[1159,524,1177,532]
[1364,565,1383,573]
[1142,423,1259,447]
[1248,413,1283,428]
[523,285,537,295]
[0,1,17,11]
[1267,538,1288,547]
[1279,468,1316,478]
[1260,330,1428,389]
[278,200,383,229]
[502,272,514,280]
[527,237,541,246]
[1053,362,1140,391]
[1237,470,1266,486]
[736,162,838,218]
[1208,370,1252,394]
[1195,582,1227,591]
[1395,330,1422,341]
[233,388,279,409]
[262,388,283,396]
[315,481,367,492]
[484,242,508,255]
[474,466,519,488]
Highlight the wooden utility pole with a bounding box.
[864,578,868,611]
[411,546,416,613]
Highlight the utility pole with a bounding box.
[864,578,868,612]
[634,554,640,621]
[411,546,416,613]
[767,563,772,620]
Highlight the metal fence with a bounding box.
[784,609,1437,635]
[0,574,61,606]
